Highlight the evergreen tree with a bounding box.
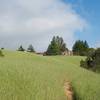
[27,44,35,52]
[46,36,60,55]
[72,40,89,56]
[57,37,67,52]
[18,45,25,51]
[46,36,67,55]
[84,40,89,49]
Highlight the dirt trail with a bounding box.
[64,81,74,100]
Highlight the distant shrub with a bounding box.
[1,48,4,50]
[27,44,35,52]
[18,45,25,51]
[80,48,100,73]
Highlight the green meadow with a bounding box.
[0,50,100,100]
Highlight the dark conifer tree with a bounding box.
[72,40,89,56]
[46,36,67,55]
[27,44,35,52]
[18,45,25,51]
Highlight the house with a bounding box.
[62,50,73,56]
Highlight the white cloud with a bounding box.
[0,0,87,51]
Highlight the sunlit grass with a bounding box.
[0,50,99,100]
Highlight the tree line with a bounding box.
[46,36,90,56]
[16,36,90,56]
[0,36,90,56]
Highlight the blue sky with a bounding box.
[63,0,100,48]
[0,0,99,51]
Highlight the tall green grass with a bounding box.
[0,50,100,100]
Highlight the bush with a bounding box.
[80,48,100,73]
[18,45,25,51]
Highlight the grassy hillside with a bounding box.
[0,50,100,100]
